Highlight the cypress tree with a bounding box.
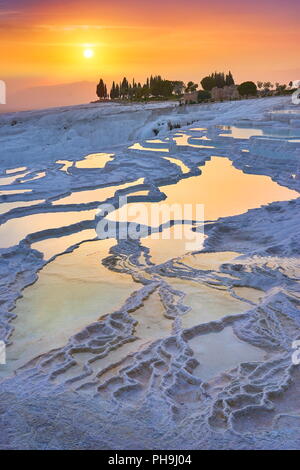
[110,81,116,99]
[96,78,105,99]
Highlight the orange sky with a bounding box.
[1,0,299,107]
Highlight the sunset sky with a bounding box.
[1,0,299,108]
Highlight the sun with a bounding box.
[83,48,94,59]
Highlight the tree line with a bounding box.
[96,72,235,100]
[96,75,186,100]
[96,71,293,102]
[200,71,234,91]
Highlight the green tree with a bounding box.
[238,81,257,96]
[214,72,225,88]
[150,75,161,96]
[110,81,115,99]
[142,84,150,100]
[150,76,172,97]
[185,81,198,93]
[172,81,185,96]
[201,76,216,91]
[201,71,235,91]
[96,78,106,99]
[225,71,235,86]
[120,77,129,99]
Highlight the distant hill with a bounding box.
[3,81,96,112]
